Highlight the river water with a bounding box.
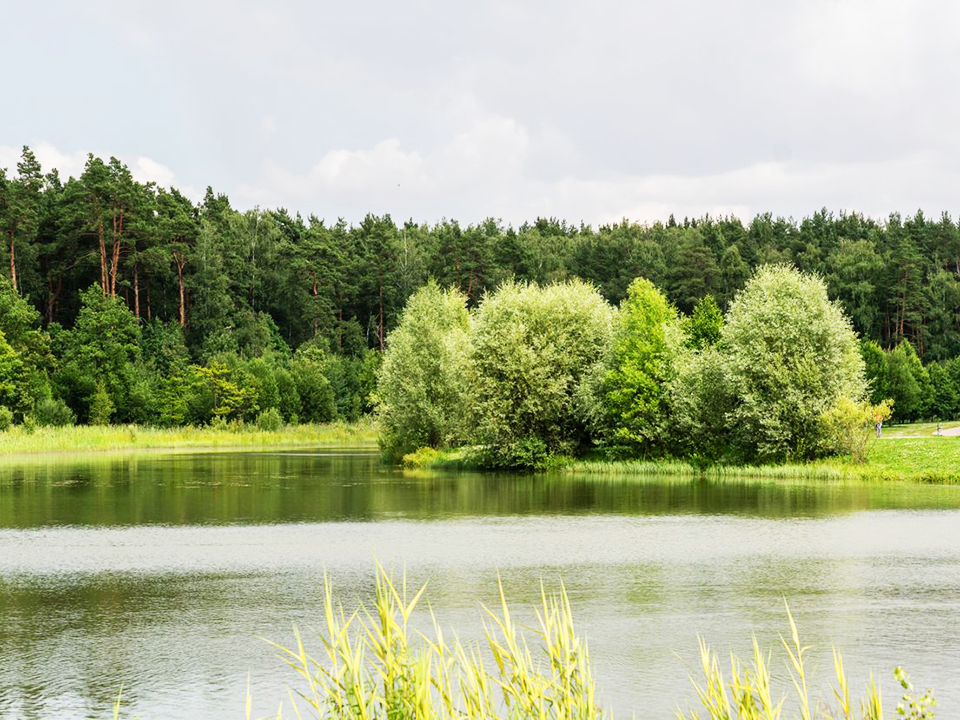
[1,449,959,719]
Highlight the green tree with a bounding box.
[291,346,336,423]
[593,277,681,455]
[88,379,115,425]
[470,279,613,466]
[375,281,472,461]
[0,146,44,293]
[687,294,723,349]
[0,330,26,413]
[54,285,141,422]
[724,265,865,461]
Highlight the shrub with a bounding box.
[0,405,12,431]
[256,407,283,431]
[376,281,472,461]
[469,279,613,465]
[821,396,893,463]
[33,397,75,427]
[724,265,865,461]
[88,380,115,426]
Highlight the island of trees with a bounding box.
[0,146,957,444]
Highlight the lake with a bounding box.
[1,449,959,719]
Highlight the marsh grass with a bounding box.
[0,419,377,458]
[261,564,600,720]
[563,459,848,481]
[253,568,931,720]
[676,602,901,720]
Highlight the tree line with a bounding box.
[2,145,960,430]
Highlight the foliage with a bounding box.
[8,144,960,438]
[254,566,930,720]
[376,281,472,461]
[687,293,723,349]
[88,379,115,426]
[291,347,336,424]
[883,342,933,423]
[895,666,936,720]
[723,265,866,461]
[0,329,27,413]
[263,565,601,720]
[255,407,283,431]
[469,279,613,465]
[668,346,737,465]
[820,397,893,463]
[53,285,141,422]
[32,397,75,427]
[677,602,914,720]
[0,405,12,431]
[592,277,680,456]
[191,360,249,421]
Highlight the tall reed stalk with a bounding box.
[249,573,932,720]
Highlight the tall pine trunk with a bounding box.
[176,254,187,326]
[7,230,16,292]
[98,218,108,295]
[133,262,140,319]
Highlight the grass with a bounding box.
[878,420,960,438]
[240,565,931,720]
[565,437,960,484]
[403,423,960,484]
[0,419,378,458]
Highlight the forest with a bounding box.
[1,145,960,430]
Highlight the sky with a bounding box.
[3,0,960,227]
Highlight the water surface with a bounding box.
[1,450,959,719]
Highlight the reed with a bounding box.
[260,563,601,720]
[563,459,848,481]
[253,569,934,720]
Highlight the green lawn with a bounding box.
[856,435,960,481]
[0,420,378,458]
[879,420,960,438]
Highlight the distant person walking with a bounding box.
[875,414,883,438]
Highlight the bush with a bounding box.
[33,397,75,427]
[821,396,893,463]
[256,407,283,431]
[724,265,866,461]
[0,405,12,431]
[469,279,613,466]
[88,380,115,426]
[376,281,472,461]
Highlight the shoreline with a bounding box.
[403,435,960,484]
[0,422,379,461]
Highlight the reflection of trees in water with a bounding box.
[0,452,959,529]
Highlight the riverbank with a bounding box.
[0,420,378,458]
[572,435,960,483]
[404,426,960,483]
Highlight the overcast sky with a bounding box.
[3,0,959,227]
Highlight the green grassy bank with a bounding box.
[404,423,960,484]
[0,420,378,458]
[567,435,960,483]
